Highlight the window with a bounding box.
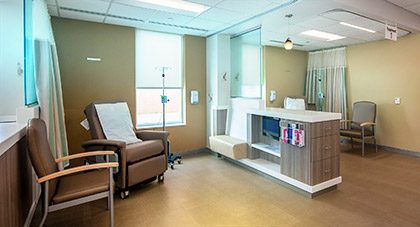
[230,28,262,98]
[135,30,184,128]
[24,0,37,105]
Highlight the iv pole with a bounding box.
[156,66,181,169]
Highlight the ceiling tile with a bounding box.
[215,0,273,14]
[184,0,223,7]
[148,11,194,25]
[108,3,156,21]
[321,11,360,22]
[288,25,312,36]
[140,22,204,36]
[405,3,420,13]
[48,5,58,17]
[353,32,384,41]
[60,9,105,23]
[198,7,242,23]
[320,23,352,34]
[329,37,363,45]
[295,17,338,29]
[46,0,56,6]
[58,0,110,13]
[387,0,420,7]
[184,18,226,30]
[113,0,199,17]
[346,17,378,27]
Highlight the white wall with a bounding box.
[0,0,24,119]
[206,34,231,145]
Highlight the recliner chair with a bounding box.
[83,100,169,199]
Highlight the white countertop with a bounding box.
[248,107,341,123]
[0,123,26,156]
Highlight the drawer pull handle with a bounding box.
[325,146,331,150]
[324,169,331,173]
[325,127,332,130]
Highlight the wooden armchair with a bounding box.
[27,119,118,226]
[340,101,377,157]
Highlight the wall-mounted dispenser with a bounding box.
[270,90,276,102]
[191,90,199,104]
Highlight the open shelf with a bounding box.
[251,143,281,157]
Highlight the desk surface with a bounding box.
[0,123,26,156]
[248,107,341,122]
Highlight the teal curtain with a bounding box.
[304,48,348,123]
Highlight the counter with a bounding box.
[242,107,342,197]
[248,107,342,123]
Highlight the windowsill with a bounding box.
[0,122,26,156]
[136,122,186,130]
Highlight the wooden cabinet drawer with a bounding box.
[311,156,340,185]
[311,134,340,162]
[311,120,340,138]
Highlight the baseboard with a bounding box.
[341,139,420,158]
[173,147,212,157]
[24,191,40,227]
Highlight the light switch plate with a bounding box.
[395,97,401,105]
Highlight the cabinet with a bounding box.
[245,108,342,196]
[281,120,340,186]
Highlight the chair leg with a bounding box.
[40,181,49,227]
[350,137,354,149]
[362,128,365,157]
[374,137,378,153]
[109,168,114,227]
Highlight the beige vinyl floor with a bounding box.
[31,144,420,227]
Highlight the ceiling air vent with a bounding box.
[59,7,208,32]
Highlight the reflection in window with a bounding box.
[230,28,261,98]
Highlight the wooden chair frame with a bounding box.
[37,151,118,227]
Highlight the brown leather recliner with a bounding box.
[83,100,169,199]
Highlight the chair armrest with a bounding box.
[81,139,126,149]
[37,162,119,184]
[340,120,352,123]
[55,151,115,163]
[360,122,376,127]
[136,131,170,141]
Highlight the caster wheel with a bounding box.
[177,159,181,164]
[158,174,164,182]
[120,190,129,199]
[170,163,174,169]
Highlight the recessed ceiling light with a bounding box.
[339,22,376,33]
[300,30,346,41]
[136,0,210,14]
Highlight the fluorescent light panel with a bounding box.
[136,0,210,14]
[300,30,346,41]
[339,22,376,33]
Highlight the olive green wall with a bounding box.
[52,18,207,159]
[263,46,308,107]
[347,33,420,153]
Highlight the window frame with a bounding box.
[135,30,185,129]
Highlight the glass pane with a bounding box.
[24,0,37,105]
[136,30,182,88]
[230,28,261,98]
[136,88,182,127]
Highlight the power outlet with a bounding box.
[395,97,401,105]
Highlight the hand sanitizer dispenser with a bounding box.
[191,90,199,104]
[270,90,276,102]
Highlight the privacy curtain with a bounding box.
[304,47,348,121]
[33,0,69,168]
